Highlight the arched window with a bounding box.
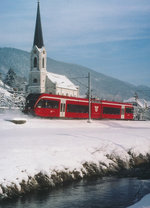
[42,58,45,68]
[33,78,38,83]
[34,57,37,67]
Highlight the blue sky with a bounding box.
[0,0,150,86]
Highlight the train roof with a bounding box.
[101,100,133,106]
[38,93,89,101]
[30,93,133,106]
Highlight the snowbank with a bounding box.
[128,193,150,208]
[0,116,150,200]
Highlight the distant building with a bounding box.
[28,2,79,97]
[124,96,150,120]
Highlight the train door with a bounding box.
[60,99,66,118]
[121,106,125,119]
[125,107,134,120]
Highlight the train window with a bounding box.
[126,108,133,114]
[67,104,89,113]
[36,99,59,109]
[103,107,120,115]
[45,100,59,109]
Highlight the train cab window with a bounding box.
[67,104,89,113]
[36,99,45,108]
[126,108,133,114]
[103,107,120,115]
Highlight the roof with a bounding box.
[33,2,44,48]
[124,97,150,108]
[47,72,78,90]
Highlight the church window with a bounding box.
[34,57,37,67]
[33,78,38,83]
[42,58,45,68]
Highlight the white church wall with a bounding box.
[56,87,78,97]
[45,77,56,94]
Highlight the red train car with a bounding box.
[24,93,133,120]
[101,100,133,120]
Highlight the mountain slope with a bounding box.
[0,47,149,101]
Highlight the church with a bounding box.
[28,2,79,97]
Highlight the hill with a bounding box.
[0,47,149,101]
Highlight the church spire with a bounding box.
[33,1,44,48]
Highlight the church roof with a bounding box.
[33,2,44,48]
[47,72,78,90]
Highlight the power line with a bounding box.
[69,76,88,88]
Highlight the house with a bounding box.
[124,96,150,120]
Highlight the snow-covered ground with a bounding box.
[128,193,150,208]
[0,112,150,206]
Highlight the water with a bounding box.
[1,177,150,208]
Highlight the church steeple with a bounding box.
[33,1,44,48]
[28,1,47,94]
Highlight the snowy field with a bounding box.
[0,112,150,206]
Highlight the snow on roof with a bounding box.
[137,99,147,108]
[124,97,136,103]
[146,101,150,108]
[47,72,78,90]
[0,80,11,90]
[124,97,150,108]
[0,86,11,98]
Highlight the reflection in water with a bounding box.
[1,177,150,208]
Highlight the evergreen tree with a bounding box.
[4,68,17,88]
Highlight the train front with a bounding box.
[23,94,41,115]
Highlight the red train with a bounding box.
[24,93,134,120]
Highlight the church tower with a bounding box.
[28,1,47,94]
